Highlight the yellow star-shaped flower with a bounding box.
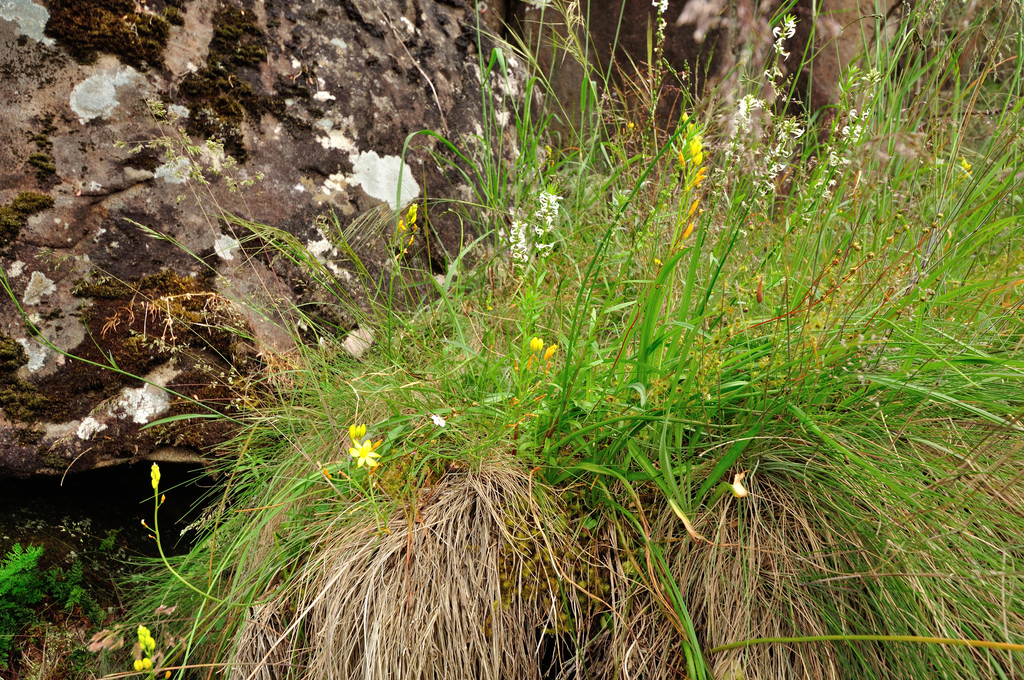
[349,439,380,469]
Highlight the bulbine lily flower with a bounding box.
[150,463,161,490]
[543,344,559,361]
[730,471,749,498]
[350,439,381,469]
[530,336,544,353]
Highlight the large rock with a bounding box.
[511,0,904,133]
[0,0,522,477]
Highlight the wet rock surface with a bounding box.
[0,0,522,477]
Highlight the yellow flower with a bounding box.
[142,658,153,670]
[529,337,544,353]
[349,424,367,444]
[687,198,699,219]
[687,166,707,190]
[138,626,155,655]
[406,203,418,226]
[688,135,704,166]
[960,156,972,176]
[654,258,662,266]
[349,439,380,469]
[682,222,695,240]
[134,660,144,672]
[150,464,160,490]
[543,344,559,361]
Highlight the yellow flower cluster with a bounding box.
[526,337,558,371]
[348,424,381,469]
[150,463,160,490]
[133,625,156,673]
[396,203,419,255]
[673,118,708,247]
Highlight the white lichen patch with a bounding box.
[214,234,239,261]
[350,150,420,209]
[306,230,346,277]
[115,385,169,424]
[318,129,358,154]
[306,231,338,261]
[109,365,179,424]
[323,172,348,195]
[7,261,25,279]
[330,37,348,50]
[70,65,139,124]
[23,271,55,305]
[76,416,108,440]
[313,90,337,102]
[15,338,47,372]
[0,0,54,44]
[168,104,191,119]
[154,157,191,184]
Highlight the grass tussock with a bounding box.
[302,461,573,680]
[64,0,1024,678]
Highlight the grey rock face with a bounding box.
[0,0,520,477]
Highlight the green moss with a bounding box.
[176,6,297,162]
[71,275,132,299]
[0,336,28,373]
[163,6,185,26]
[44,0,170,71]
[0,192,53,246]
[0,335,47,421]
[14,426,44,445]
[30,134,51,150]
[27,153,56,179]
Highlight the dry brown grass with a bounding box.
[583,480,854,680]
[228,458,582,680]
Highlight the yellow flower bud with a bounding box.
[529,337,544,353]
[348,424,367,443]
[543,344,559,361]
[142,658,153,670]
[150,464,160,490]
[134,660,144,672]
[730,471,749,498]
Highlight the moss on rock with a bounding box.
[176,6,301,162]
[0,335,48,421]
[0,192,54,246]
[44,0,171,71]
[27,153,56,179]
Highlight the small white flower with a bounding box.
[431,414,446,428]
[510,219,530,262]
[772,14,797,59]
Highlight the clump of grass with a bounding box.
[78,0,1024,678]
